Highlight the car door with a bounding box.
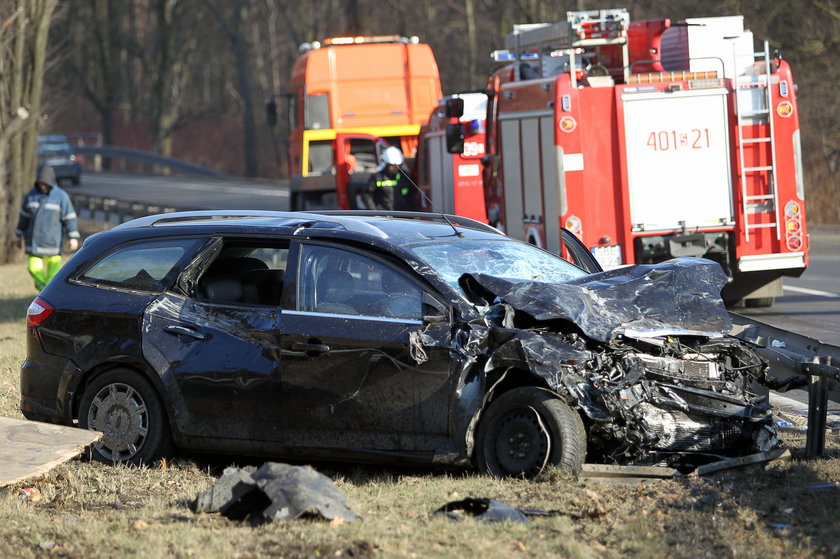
[335,132,380,209]
[141,241,289,442]
[277,240,453,455]
[560,228,604,274]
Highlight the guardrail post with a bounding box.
[803,357,839,458]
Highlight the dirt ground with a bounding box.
[2,260,839,559]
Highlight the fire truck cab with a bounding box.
[415,92,489,222]
[273,35,442,211]
[482,9,807,306]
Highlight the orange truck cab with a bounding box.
[274,35,442,210]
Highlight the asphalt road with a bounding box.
[739,225,840,346]
[76,171,291,211]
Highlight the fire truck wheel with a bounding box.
[475,386,586,478]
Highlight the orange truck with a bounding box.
[270,35,442,210]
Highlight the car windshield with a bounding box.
[406,238,588,297]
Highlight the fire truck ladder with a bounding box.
[734,41,780,243]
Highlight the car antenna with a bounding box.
[399,164,464,238]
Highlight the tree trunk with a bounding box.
[0,0,58,264]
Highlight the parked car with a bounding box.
[37,135,82,186]
[20,210,779,475]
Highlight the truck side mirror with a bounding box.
[445,98,464,118]
[266,100,277,127]
[445,123,465,154]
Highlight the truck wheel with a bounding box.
[79,368,173,466]
[475,387,586,478]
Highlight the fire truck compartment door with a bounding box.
[622,88,734,232]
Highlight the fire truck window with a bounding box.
[305,93,329,130]
[308,141,334,175]
[348,139,378,173]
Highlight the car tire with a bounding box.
[476,387,586,478]
[78,368,173,466]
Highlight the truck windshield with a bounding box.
[407,238,588,296]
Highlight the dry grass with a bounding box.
[1,260,839,559]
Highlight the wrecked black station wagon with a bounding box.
[21,210,780,475]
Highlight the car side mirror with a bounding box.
[445,97,464,118]
[446,123,465,154]
[422,293,447,323]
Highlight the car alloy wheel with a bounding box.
[79,368,172,465]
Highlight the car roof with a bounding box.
[111,210,505,246]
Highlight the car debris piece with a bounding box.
[193,462,357,523]
[692,449,791,477]
[193,465,260,518]
[0,416,102,487]
[580,464,679,485]
[433,498,530,523]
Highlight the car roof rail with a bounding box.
[113,210,294,229]
[312,210,503,235]
[111,209,389,238]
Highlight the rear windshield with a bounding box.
[406,238,587,295]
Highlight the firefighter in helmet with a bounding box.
[362,145,414,211]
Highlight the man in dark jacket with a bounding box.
[15,166,80,289]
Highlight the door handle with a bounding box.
[164,325,205,340]
[291,342,330,355]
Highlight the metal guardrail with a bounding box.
[70,193,185,226]
[76,145,234,179]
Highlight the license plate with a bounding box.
[591,245,623,269]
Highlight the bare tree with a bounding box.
[0,0,58,264]
[204,0,259,177]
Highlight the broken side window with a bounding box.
[197,243,290,306]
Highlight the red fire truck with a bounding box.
[270,35,442,210]
[414,92,489,222]
[479,10,807,306]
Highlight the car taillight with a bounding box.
[27,297,54,327]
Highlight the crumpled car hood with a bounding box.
[459,257,732,342]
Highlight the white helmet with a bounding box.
[380,146,404,166]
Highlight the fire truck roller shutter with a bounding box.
[500,118,524,239]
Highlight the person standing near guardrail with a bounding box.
[15,165,80,290]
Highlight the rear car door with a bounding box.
[141,240,290,442]
[277,240,453,455]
